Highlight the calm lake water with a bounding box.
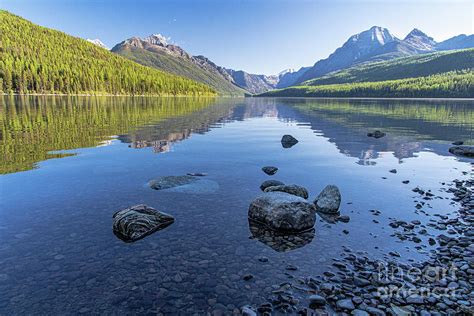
[0,96,473,314]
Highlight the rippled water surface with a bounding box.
[0,96,473,314]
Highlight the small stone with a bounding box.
[402,180,410,184]
[309,294,326,306]
[336,299,355,310]
[262,166,278,175]
[352,310,369,316]
[242,274,254,281]
[242,305,257,316]
[367,130,385,138]
[281,135,299,148]
[389,169,397,174]
[286,264,298,271]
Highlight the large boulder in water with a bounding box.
[449,146,474,158]
[264,184,309,199]
[112,204,174,243]
[248,192,316,232]
[281,135,299,148]
[314,185,341,214]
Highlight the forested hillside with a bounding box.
[260,70,474,98]
[0,11,216,96]
[303,49,474,86]
[113,43,245,96]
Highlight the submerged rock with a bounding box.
[248,220,315,252]
[452,141,464,145]
[112,204,174,242]
[367,130,386,138]
[248,192,316,232]
[314,185,341,214]
[262,166,278,175]
[149,175,219,194]
[264,184,309,199]
[281,134,299,148]
[149,175,197,190]
[260,180,285,191]
[449,145,474,158]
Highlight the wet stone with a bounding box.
[281,135,299,148]
[112,204,175,243]
[262,166,278,176]
[264,184,309,199]
[260,180,285,191]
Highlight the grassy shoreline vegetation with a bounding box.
[0,96,219,174]
[0,11,216,96]
[260,49,474,98]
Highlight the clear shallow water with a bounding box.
[0,96,473,314]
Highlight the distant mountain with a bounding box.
[112,34,282,95]
[0,11,215,96]
[277,67,311,88]
[295,26,397,84]
[87,38,107,49]
[260,49,474,98]
[224,69,278,94]
[303,49,474,86]
[111,34,245,96]
[436,34,474,50]
[290,26,474,86]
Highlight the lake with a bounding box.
[0,96,473,314]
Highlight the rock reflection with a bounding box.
[248,220,315,252]
[316,212,340,224]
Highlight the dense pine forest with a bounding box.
[0,11,216,96]
[261,70,474,98]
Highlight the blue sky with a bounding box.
[2,0,473,74]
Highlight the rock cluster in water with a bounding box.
[242,177,474,315]
[112,204,175,243]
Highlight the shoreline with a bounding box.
[2,93,473,100]
[242,174,474,315]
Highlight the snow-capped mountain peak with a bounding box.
[144,33,170,46]
[404,28,436,51]
[87,38,107,49]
